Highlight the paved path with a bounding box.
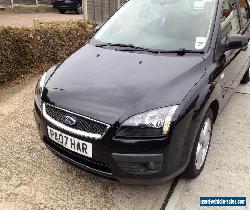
[0,77,172,210]
[166,83,250,210]
[0,13,83,27]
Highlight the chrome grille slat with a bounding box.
[43,103,110,139]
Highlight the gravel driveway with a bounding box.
[0,13,83,27]
[0,12,172,210]
[0,77,172,210]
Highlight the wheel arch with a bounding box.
[178,82,220,167]
[209,99,219,123]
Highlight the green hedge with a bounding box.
[0,21,96,84]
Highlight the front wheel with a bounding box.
[75,3,83,14]
[240,68,249,84]
[182,108,214,179]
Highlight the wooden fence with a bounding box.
[84,0,127,23]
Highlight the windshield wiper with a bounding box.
[96,43,148,51]
[96,43,163,54]
[96,44,203,56]
[155,48,204,56]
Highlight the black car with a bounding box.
[52,0,82,14]
[34,0,250,184]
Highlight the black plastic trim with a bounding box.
[112,153,163,163]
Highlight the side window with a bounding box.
[239,0,250,26]
[221,0,241,41]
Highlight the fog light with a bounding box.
[147,161,155,170]
[112,153,163,175]
[147,161,162,171]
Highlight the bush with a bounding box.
[0,21,96,84]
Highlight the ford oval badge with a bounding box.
[63,116,76,126]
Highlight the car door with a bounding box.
[217,0,242,108]
[231,0,250,88]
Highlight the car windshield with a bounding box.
[93,0,218,52]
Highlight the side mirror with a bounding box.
[223,34,249,51]
[95,26,101,33]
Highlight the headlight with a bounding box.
[116,106,178,138]
[35,72,46,96]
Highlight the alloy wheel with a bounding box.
[77,4,83,14]
[195,118,212,170]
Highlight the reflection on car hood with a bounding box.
[44,44,205,124]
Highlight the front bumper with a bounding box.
[34,100,195,184]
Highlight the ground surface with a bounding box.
[166,84,250,210]
[0,76,249,210]
[0,77,171,210]
[0,13,249,209]
[0,12,83,27]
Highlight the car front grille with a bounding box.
[44,103,109,139]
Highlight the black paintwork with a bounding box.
[52,0,81,12]
[34,0,250,184]
[44,45,205,124]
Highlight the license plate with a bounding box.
[47,126,92,158]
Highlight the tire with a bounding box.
[59,9,67,14]
[75,3,83,14]
[240,69,249,84]
[182,108,214,179]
